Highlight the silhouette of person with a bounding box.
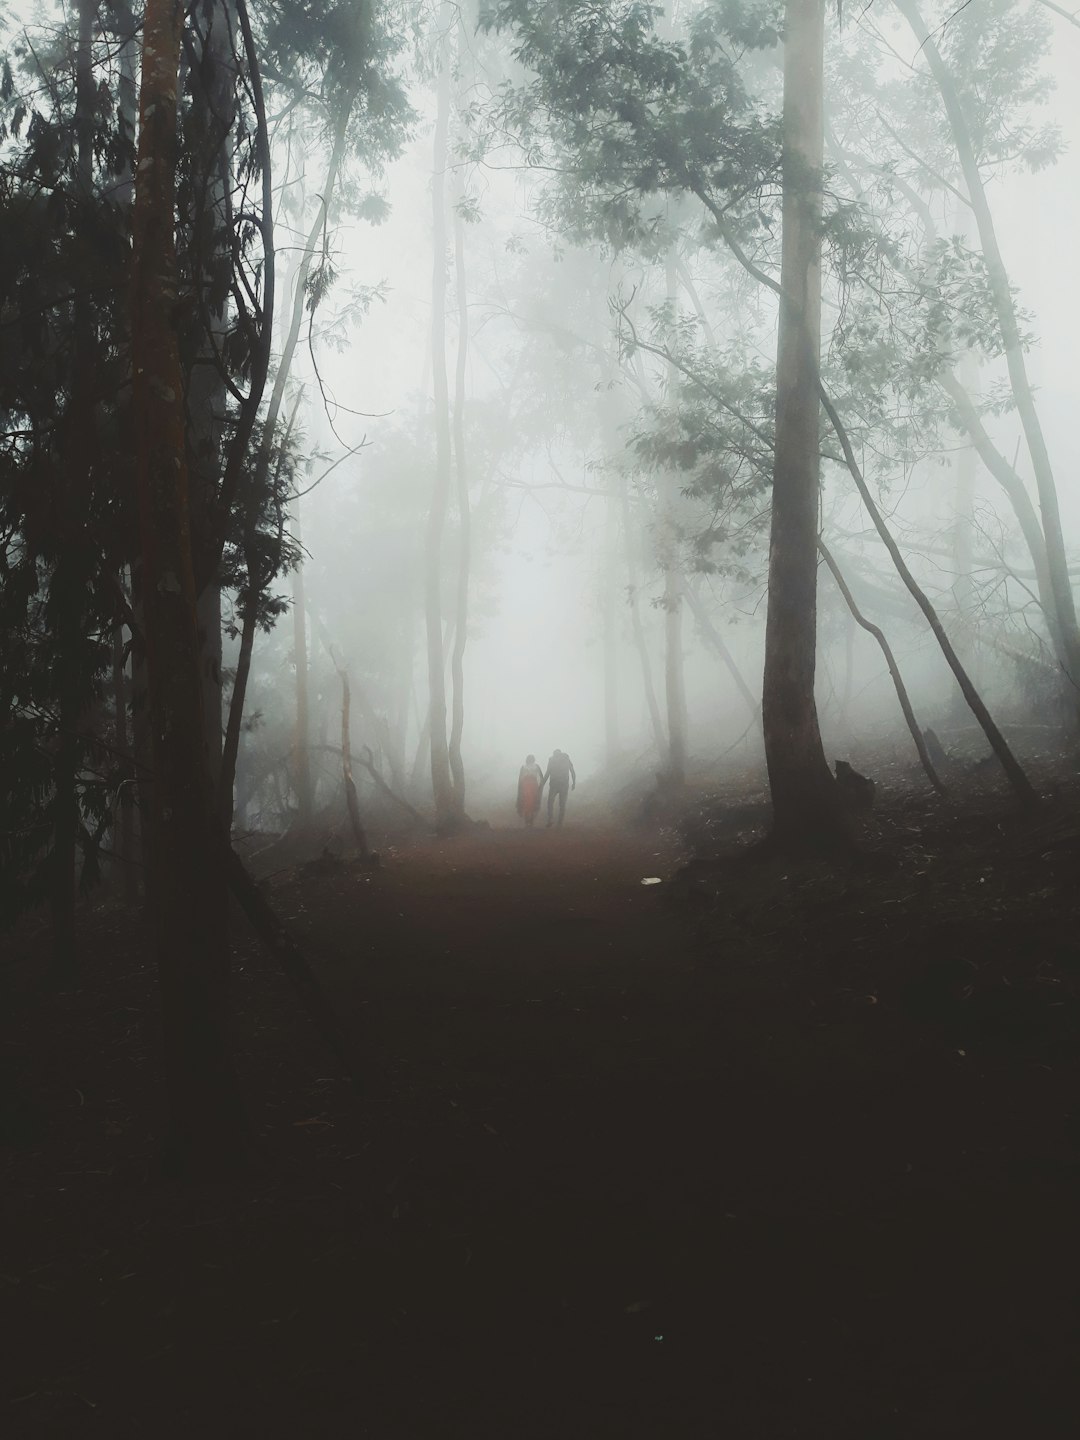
[517,754,543,827]
[542,749,576,828]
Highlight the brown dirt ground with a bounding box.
[3,771,1080,1438]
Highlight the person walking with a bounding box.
[542,748,576,828]
[516,754,544,827]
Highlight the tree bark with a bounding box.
[762,0,848,851]
[131,0,241,1174]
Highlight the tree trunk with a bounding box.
[218,393,302,826]
[621,482,667,761]
[762,0,848,851]
[448,179,471,810]
[335,662,373,858]
[111,624,139,903]
[660,250,689,784]
[896,0,1080,701]
[818,538,947,795]
[425,11,458,830]
[663,568,688,783]
[220,590,259,829]
[819,388,1037,806]
[683,584,759,718]
[51,0,100,971]
[185,0,235,792]
[292,495,313,826]
[131,0,241,1175]
[603,493,621,768]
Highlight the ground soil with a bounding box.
[3,766,1080,1438]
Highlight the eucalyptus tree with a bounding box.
[824,0,1076,712]
[130,0,241,1173]
[481,0,1038,830]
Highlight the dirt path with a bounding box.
[4,819,1079,1437]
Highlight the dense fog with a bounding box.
[5,0,1080,861]
[202,1,1080,837]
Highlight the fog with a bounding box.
[197,1,1075,839]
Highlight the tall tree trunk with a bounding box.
[621,482,667,761]
[186,0,235,792]
[291,495,313,826]
[663,568,688,782]
[818,539,946,795]
[820,388,1037,806]
[131,0,241,1174]
[425,10,458,831]
[51,0,100,971]
[660,250,689,784]
[111,624,139,903]
[215,109,349,820]
[828,137,1067,679]
[448,181,471,810]
[762,0,848,850]
[603,493,621,768]
[219,393,302,827]
[220,590,259,829]
[333,660,373,859]
[683,584,759,718]
[896,0,1080,701]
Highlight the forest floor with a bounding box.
[4,757,1080,1438]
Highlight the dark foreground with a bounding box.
[3,791,1080,1437]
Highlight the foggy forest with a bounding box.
[3,0,1079,1433]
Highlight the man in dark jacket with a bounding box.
[542,749,576,828]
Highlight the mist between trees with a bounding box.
[3,0,1080,1170]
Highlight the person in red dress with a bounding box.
[516,754,543,826]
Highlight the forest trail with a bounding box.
[5,816,1079,1437]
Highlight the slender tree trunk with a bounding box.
[186,1,238,791]
[220,591,259,828]
[603,493,620,768]
[334,661,372,858]
[621,483,667,761]
[448,182,471,810]
[218,394,302,825]
[896,0,1080,699]
[827,130,1067,677]
[112,624,139,903]
[762,0,848,850]
[131,0,241,1174]
[663,568,688,782]
[51,0,100,971]
[426,12,458,830]
[818,539,947,795]
[820,388,1037,806]
[683,584,759,718]
[292,496,313,826]
[939,371,1061,659]
[661,251,689,784]
[215,108,349,815]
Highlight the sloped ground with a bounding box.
[3,774,1079,1437]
